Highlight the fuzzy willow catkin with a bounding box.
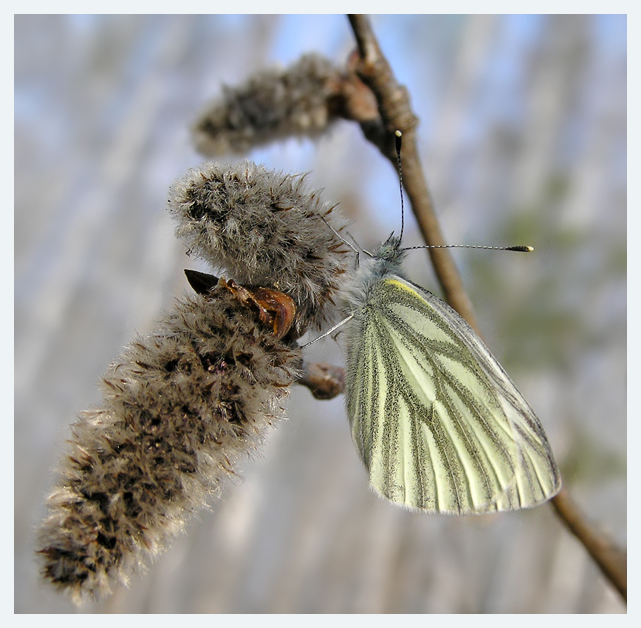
[38,160,349,603]
[192,54,343,156]
[37,286,300,604]
[168,160,348,335]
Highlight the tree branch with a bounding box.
[347,14,479,333]
[551,486,627,600]
[298,361,345,400]
[341,13,627,603]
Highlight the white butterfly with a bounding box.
[346,236,561,514]
[300,130,562,514]
[340,231,561,514]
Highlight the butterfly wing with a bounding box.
[345,275,561,514]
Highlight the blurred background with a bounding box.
[15,14,626,613]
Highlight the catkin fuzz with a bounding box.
[37,286,300,604]
[169,161,348,335]
[192,54,343,156]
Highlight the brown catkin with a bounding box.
[191,54,343,156]
[168,160,348,336]
[37,286,300,604]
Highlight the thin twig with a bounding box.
[298,362,346,400]
[551,487,627,600]
[344,13,627,603]
[347,14,479,333]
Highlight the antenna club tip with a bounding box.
[506,245,535,253]
[394,130,403,156]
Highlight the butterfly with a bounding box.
[338,133,561,514]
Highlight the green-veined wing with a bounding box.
[344,275,561,514]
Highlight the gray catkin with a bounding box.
[191,54,342,156]
[168,160,348,335]
[37,287,300,604]
[38,158,349,603]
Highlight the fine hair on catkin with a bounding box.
[168,160,348,336]
[191,54,343,156]
[36,287,300,604]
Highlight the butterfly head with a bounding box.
[373,233,405,267]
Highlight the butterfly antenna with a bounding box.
[392,133,533,254]
[402,244,535,253]
[395,130,405,242]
